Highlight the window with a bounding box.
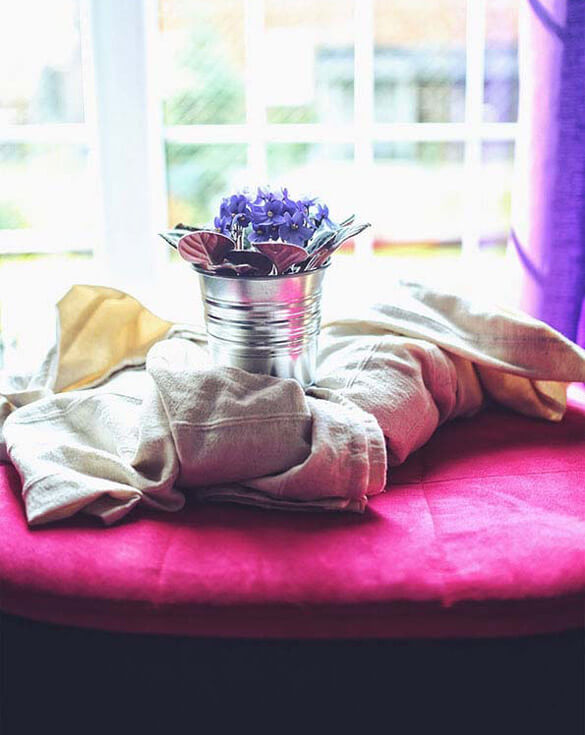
[0,0,519,363]
[0,1,95,256]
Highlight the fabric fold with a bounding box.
[3,280,585,527]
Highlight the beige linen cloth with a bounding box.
[1,282,585,526]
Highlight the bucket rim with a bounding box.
[193,260,330,282]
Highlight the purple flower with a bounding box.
[250,198,287,227]
[248,225,271,243]
[278,210,315,247]
[227,193,252,226]
[216,192,254,236]
[300,195,317,207]
[281,194,298,215]
[295,195,317,216]
[314,203,334,228]
[254,185,271,203]
[214,188,333,251]
[219,198,230,218]
[214,215,232,237]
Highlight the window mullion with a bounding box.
[164,122,517,146]
[0,124,88,144]
[245,0,267,182]
[353,0,375,257]
[462,0,487,258]
[89,0,167,293]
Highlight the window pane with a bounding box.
[374,0,467,123]
[0,144,96,238]
[484,0,519,122]
[0,0,84,124]
[165,143,247,227]
[265,0,354,124]
[372,142,465,247]
[480,140,514,247]
[160,0,246,125]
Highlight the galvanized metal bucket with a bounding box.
[196,264,328,387]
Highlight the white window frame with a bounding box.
[0,0,517,284]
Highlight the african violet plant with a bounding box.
[159,186,370,277]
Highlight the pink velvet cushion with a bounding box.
[1,391,584,639]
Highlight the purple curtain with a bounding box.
[509,0,585,346]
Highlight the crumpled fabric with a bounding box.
[2,281,584,526]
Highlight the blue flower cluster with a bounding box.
[214,187,333,247]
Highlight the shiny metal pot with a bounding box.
[197,264,328,388]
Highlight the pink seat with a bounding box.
[1,390,584,639]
